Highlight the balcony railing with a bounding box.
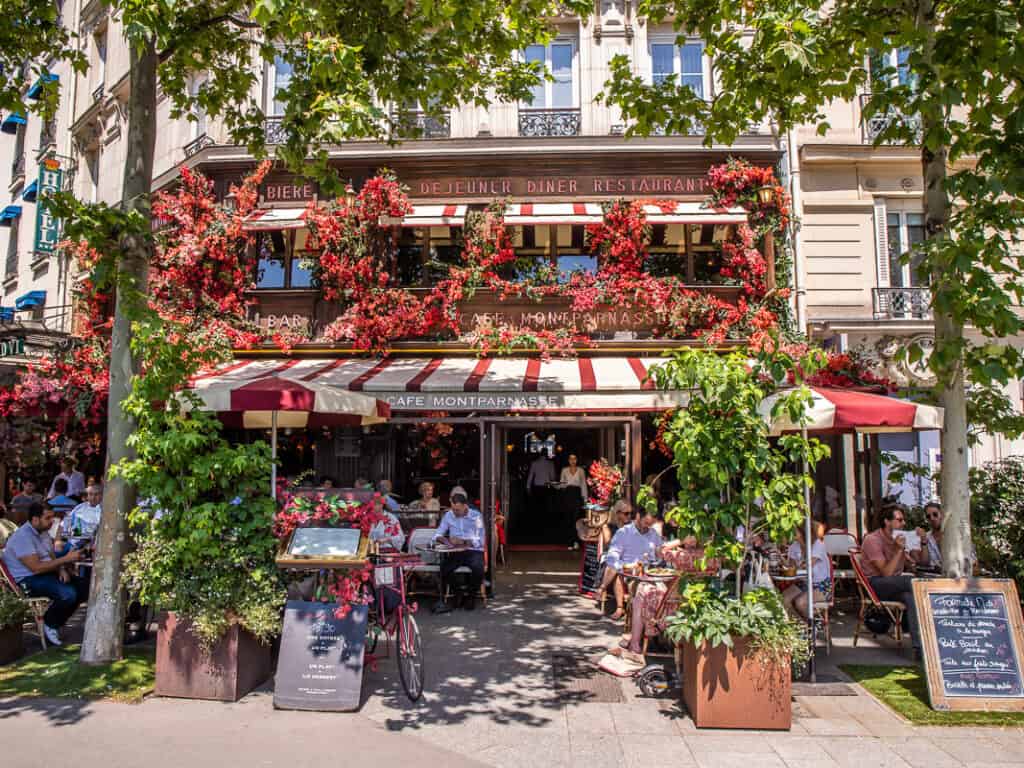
[874,286,932,320]
[183,133,215,158]
[264,116,287,145]
[10,153,25,180]
[518,108,581,137]
[392,110,450,139]
[860,93,922,144]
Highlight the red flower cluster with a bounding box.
[585,200,651,281]
[719,225,768,299]
[587,459,624,507]
[805,352,896,392]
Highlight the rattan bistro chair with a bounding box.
[405,527,442,599]
[849,546,906,647]
[0,558,50,650]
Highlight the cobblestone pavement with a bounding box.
[3,552,1022,768]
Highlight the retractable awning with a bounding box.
[503,203,604,225]
[21,180,38,202]
[241,207,309,231]
[196,356,684,413]
[27,73,59,100]
[1,113,26,135]
[0,205,22,224]
[400,204,467,227]
[14,290,45,310]
[761,386,944,434]
[641,202,748,225]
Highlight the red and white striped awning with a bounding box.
[191,357,684,413]
[761,386,944,435]
[503,203,605,225]
[641,202,748,224]
[184,359,391,428]
[241,207,311,231]
[400,204,468,227]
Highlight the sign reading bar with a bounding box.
[913,578,1024,711]
[33,158,63,254]
[273,600,368,711]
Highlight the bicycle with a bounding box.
[365,550,425,702]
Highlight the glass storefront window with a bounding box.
[290,254,315,288]
[556,254,597,282]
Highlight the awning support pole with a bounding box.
[803,425,816,683]
[271,410,278,500]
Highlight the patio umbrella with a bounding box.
[182,362,391,496]
[759,386,944,681]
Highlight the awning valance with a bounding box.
[400,204,467,227]
[503,203,604,225]
[241,207,309,231]
[0,205,22,224]
[14,290,45,310]
[1,113,26,134]
[21,180,38,202]
[641,202,748,225]
[196,356,683,413]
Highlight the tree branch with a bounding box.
[159,14,260,63]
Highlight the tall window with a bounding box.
[86,150,100,204]
[269,54,293,116]
[254,230,316,289]
[5,217,20,278]
[650,39,709,99]
[887,211,927,287]
[870,47,915,89]
[523,41,576,108]
[189,76,207,138]
[93,28,107,88]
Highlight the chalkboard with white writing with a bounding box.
[914,579,1024,712]
[579,540,602,597]
[273,600,369,712]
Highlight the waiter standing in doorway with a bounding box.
[526,451,556,544]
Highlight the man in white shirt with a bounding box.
[63,484,103,540]
[47,457,86,500]
[432,486,484,612]
[597,503,663,620]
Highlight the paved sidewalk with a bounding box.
[2,552,1022,768]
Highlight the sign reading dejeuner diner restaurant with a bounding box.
[33,158,63,254]
[913,579,1024,712]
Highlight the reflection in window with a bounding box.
[556,254,597,282]
[271,54,293,116]
[522,42,576,108]
[650,40,707,98]
[290,254,315,288]
[887,211,927,287]
[257,254,286,288]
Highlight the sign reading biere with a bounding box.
[913,578,1024,711]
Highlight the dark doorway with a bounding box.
[504,427,601,548]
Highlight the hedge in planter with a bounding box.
[643,345,828,730]
[0,589,29,665]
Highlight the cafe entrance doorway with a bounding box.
[489,419,638,551]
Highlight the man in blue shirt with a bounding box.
[2,502,87,646]
[432,486,484,612]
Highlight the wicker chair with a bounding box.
[0,558,50,650]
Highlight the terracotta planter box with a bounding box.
[155,611,273,701]
[680,637,791,730]
[0,625,25,665]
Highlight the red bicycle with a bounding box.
[365,551,424,701]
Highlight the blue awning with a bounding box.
[21,180,38,202]
[0,112,26,134]
[0,205,22,224]
[0,307,14,321]
[26,73,59,100]
[14,290,46,310]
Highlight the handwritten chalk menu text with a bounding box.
[273,600,369,711]
[914,579,1024,711]
[579,540,602,597]
[930,592,1022,698]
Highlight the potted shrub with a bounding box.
[0,590,29,664]
[643,346,828,730]
[118,325,285,702]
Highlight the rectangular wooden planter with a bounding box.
[0,626,25,665]
[681,637,792,730]
[155,612,273,702]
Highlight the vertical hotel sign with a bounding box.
[34,157,63,254]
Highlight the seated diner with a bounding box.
[431,486,485,612]
[596,502,663,621]
[781,521,832,620]
[861,504,922,654]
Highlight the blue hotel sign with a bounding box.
[34,158,64,254]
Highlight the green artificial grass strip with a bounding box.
[841,664,1024,727]
[0,644,155,703]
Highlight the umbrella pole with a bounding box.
[271,411,278,500]
[802,426,816,683]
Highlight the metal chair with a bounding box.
[0,558,50,650]
[824,529,858,582]
[848,546,906,647]
[404,527,442,599]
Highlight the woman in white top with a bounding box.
[560,454,588,502]
[782,521,833,619]
[410,480,440,511]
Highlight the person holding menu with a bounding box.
[861,504,922,655]
[432,486,485,611]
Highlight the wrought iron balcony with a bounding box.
[860,93,922,144]
[264,116,287,145]
[392,110,450,139]
[518,108,581,137]
[10,153,25,180]
[873,286,932,320]
[183,133,215,158]
[92,84,105,103]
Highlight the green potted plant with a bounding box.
[118,322,284,701]
[643,346,828,730]
[0,589,29,664]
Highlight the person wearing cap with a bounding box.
[432,486,485,611]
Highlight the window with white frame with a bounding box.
[650,38,710,99]
[268,54,293,116]
[93,28,107,88]
[85,150,100,204]
[869,47,915,90]
[886,210,927,287]
[522,41,577,109]
[189,76,207,139]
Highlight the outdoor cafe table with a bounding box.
[415,543,468,611]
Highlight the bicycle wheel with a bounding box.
[396,609,424,702]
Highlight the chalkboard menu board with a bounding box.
[273,600,369,712]
[913,579,1024,712]
[579,540,602,597]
